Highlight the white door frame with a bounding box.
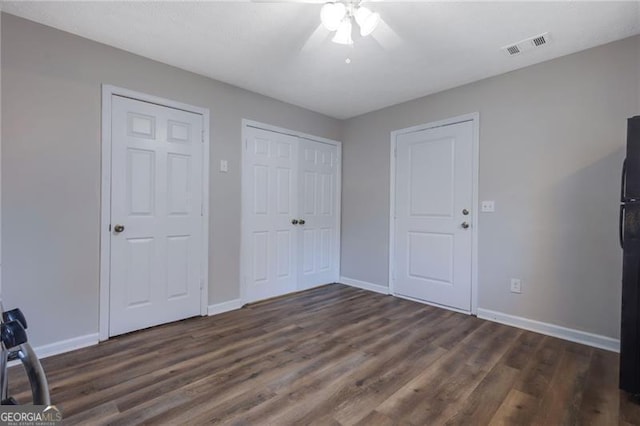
[99,85,210,341]
[389,112,479,315]
[240,119,342,304]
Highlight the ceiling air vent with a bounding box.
[505,45,521,56]
[502,32,551,57]
[532,34,547,47]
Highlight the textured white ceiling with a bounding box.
[1,1,639,119]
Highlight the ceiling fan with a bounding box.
[320,2,381,45]
[251,0,382,45]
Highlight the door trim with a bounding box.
[99,85,210,341]
[240,119,342,304]
[389,112,479,315]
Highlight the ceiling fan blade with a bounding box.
[249,0,326,3]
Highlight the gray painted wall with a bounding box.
[2,12,638,348]
[341,35,640,339]
[1,14,342,347]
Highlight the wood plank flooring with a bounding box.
[7,284,640,425]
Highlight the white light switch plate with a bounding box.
[220,160,228,173]
[510,278,522,294]
[481,201,495,212]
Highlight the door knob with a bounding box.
[461,222,470,229]
[298,219,306,225]
[462,209,469,215]
[114,224,125,233]
[291,219,299,225]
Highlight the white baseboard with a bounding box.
[9,333,99,367]
[477,308,620,353]
[339,276,390,295]
[35,333,99,359]
[208,298,244,316]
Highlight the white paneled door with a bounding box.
[298,139,339,290]
[244,128,299,302]
[244,126,340,303]
[109,96,203,336]
[393,120,474,312]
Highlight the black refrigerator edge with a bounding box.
[620,115,640,395]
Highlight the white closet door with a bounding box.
[110,96,203,336]
[297,139,339,290]
[394,120,473,311]
[244,127,299,303]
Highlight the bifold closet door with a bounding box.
[244,128,340,303]
[297,139,339,290]
[244,127,299,303]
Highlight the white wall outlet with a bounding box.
[510,278,522,294]
[481,200,495,212]
[220,160,228,173]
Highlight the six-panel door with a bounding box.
[298,139,339,290]
[244,128,299,302]
[110,96,203,336]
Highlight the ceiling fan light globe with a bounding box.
[355,8,380,36]
[354,6,371,26]
[321,2,346,32]
[332,18,353,45]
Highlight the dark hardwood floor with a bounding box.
[8,284,640,425]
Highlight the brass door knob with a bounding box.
[291,219,299,225]
[114,224,125,233]
[299,219,306,225]
[461,222,469,229]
